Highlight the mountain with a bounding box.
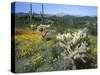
[55,12,67,17]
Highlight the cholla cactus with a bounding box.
[30,24,36,31]
[56,28,89,69]
[37,24,51,32]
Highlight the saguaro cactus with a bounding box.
[29,3,32,24]
[41,4,44,24]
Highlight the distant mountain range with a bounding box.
[14,12,97,18]
[55,12,67,17]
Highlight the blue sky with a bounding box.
[12,2,97,16]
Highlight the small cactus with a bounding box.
[30,24,36,31]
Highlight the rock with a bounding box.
[41,31,54,41]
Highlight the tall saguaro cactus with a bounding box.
[41,3,44,24]
[29,3,32,24]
